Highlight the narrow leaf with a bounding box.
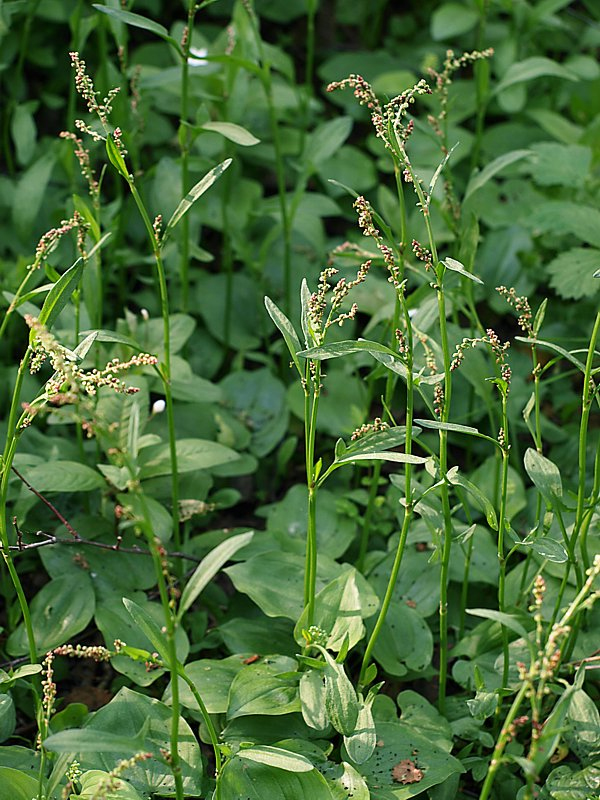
[442,256,484,285]
[237,746,314,772]
[494,56,579,94]
[92,5,182,52]
[447,467,498,529]
[467,608,530,641]
[122,598,169,664]
[414,418,499,447]
[178,531,254,619]
[264,296,303,376]
[44,727,147,753]
[201,121,260,146]
[38,259,85,329]
[464,149,532,200]
[164,159,232,240]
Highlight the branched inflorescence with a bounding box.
[307,261,370,344]
[451,328,511,391]
[69,51,126,155]
[496,285,533,336]
[23,317,157,425]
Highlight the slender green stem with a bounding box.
[575,311,600,571]
[178,1,197,311]
[497,394,510,692]
[177,667,222,774]
[127,181,180,550]
[478,681,529,800]
[360,300,414,687]
[304,361,321,625]
[0,348,38,664]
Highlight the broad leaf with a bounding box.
[494,56,579,93]
[227,655,301,719]
[7,574,95,656]
[0,767,40,800]
[524,447,563,504]
[215,756,332,800]
[18,460,105,492]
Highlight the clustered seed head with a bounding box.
[450,329,511,393]
[69,51,121,125]
[59,132,100,200]
[496,285,533,335]
[24,317,157,424]
[31,212,89,271]
[434,384,444,416]
[326,74,381,113]
[308,261,369,342]
[412,239,433,271]
[351,417,390,441]
[353,196,402,285]
[53,642,118,661]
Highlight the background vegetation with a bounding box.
[1,1,599,799]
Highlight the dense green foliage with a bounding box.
[1,1,600,799]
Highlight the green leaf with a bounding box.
[200,121,259,146]
[370,600,433,677]
[544,763,600,799]
[122,598,170,663]
[73,687,202,796]
[343,695,376,765]
[178,531,254,618]
[358,720,464,796]
[17,460,105,492]
[0,767,40,800]
[13,152,55,240]
[524,447,563,504]
[495,57,579,93]
[527,202,600,249]
[174,655,246,715]
[215,756,333,800]
[92,5,182,52]
[442,257,484,285]
[7,574,95,656]
[431,2,478,40]
[317,647,359,736]
[265,296,303,376]
[77,770,143,800]
[0,664,42,687]
[105,135,129,180]
[414,418,499,446]
[547,248,600,300]
[44,728,148,753]
[299,669,328,730]
[227,655,301,719]
[294,570,365,652]
[464,149,532,200]
[564,688,600,762]
[305,116,353,168]
[521,536,568,563]
[164,159,232,241]
[528,142,591,187]
[0,695,15,743]
[467,608,532,647]
[446,467,498,529]
[139,438,239,479]
[515,336,587,372]
[237,746,314,772]
[38,258,85,330]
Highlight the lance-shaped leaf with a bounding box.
[414,418,501,447]
[446,467,498,529]
[442,256,484,284]
[464,149,532,200]
[237,746,314,772]
[515,336,587,372]
[122,598,170,665]
[200,121,260,146]
[177,531,254,619]
[92,5,182,53]
[163,159,232,243]
[38,258,85,330]
[264,296,303,376]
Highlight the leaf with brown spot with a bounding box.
[391,759,424,784]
